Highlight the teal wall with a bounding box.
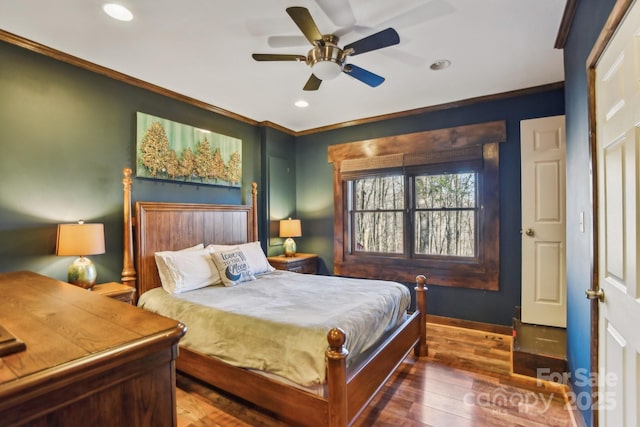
[260,126,296,256]
[0,40,263,284]
[295,89,565,326]
[563,0,617,425]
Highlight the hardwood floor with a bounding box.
[176,323,576,426]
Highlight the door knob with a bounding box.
[522,228,534,237]
[585,288,605,302]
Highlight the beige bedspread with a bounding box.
[138,270,410,387]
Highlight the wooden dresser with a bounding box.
[0,271,186,427]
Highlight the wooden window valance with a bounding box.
[328,120,506,169]
[338,145,485,174]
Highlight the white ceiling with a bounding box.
[0,0,566,132]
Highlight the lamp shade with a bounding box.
[279,218,301,238]
[56,223,105,256]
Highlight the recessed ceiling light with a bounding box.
[103,3,133,21]
[430,59,451,71]
[294,100,309,108]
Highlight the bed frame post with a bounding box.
[121,167,137,288]
[326,328,348,427]
[414,274,428,357]
[250,181,258,242]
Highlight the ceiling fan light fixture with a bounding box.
[294,99,309,108]
[311,61,343,81]
[308,43,344,81]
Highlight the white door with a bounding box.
[520,116,567,327]
[594,1,640,425]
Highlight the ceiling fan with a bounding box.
[251,6,400,91]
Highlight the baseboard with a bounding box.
[426,314,512,335]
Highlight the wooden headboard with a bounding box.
[121,168,258,297]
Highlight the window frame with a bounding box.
[328,121,505,291]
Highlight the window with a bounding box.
[414,171,477,257]
[352,175,404,254]
[350,171,479,258]
[328,121,505,290]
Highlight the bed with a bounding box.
[120,168,428,427]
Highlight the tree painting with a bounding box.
[136,112,242,187]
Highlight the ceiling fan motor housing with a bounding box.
[307,35,346,80]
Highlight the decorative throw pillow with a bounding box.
[206,241,275,274]
[210,249,256,286]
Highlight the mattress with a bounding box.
[138,270,410,387]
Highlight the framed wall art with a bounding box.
[136,112,242,187]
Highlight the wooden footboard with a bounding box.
[176,275,427,427]
[335,274,427,425]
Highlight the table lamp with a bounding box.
[279,218,301,257]
[56,221,105,289]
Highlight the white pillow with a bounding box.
[154,244,221,293]
[210,249,256,287]
[206,241,274,274]
[155,244,203,291]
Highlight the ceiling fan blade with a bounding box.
[286,7,324,46]
[343,28,400,56]
[315,0,356,28]
[334,24,370,39]
[252,54,307,62]
[303,74,322,91]
[267,35,308,48]
[343,64,385,87]
[377,0,455,29]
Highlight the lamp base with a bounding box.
[283,237,297,257]
[68,256,97,290]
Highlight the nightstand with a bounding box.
[92,282,136,304]
[268,253,318,274]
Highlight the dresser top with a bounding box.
[0,271,185,387]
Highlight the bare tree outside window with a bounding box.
[351,172,477,257]
[354,176,404,253]
[415,173,477,257]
